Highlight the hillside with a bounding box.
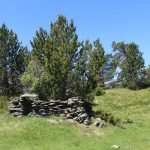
[0,88,150,150]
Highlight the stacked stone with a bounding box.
[9,95,91,125]
[65,97,90,125]
[9,97,23,117]
[32,100,67,116]
[9,95,33,117]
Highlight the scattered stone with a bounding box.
[93,118,101,127]
[79,113,88,118]
[84,118,91,125]
[99,120,107,127]
[111,145,120,149]
[66,114,73,119]
[96,118,101,121]
[73,117,78,121]
[93,118,107,127]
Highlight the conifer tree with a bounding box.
[71,40,92,98]
[22,15,82,100]
[112,42,145,89]
[88,39,106,89]
[30,28,49,65]
[22,15,113,101]
[45,15,82,99]
[145,65,150,86]
[0,24,28,95]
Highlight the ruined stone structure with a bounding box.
[9,94,91,125]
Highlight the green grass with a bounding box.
[0,96,9,113]
[94,88,150,119]
[0,88,150,150]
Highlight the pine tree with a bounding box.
[45,15,82,99]
[0,24,9,95]
[71,40,92,98]
[112,42,145,89]
[30,28,49,65]
[88,39,106,89]
[22,15,82,100]
[22,15,113,101]
[0,24,28,95]
[145,65,150,86]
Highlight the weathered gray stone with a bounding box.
[66,114,73,119]
[73,117,78,121]
[99,120,107,127]
[79,113,88,118]
[84,118,91,125]
[9,95,91,125]
[67,100,75,106]
[93,118,107,127]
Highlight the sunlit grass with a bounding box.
[0,88,150,150]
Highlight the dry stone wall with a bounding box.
[9,94,91,125]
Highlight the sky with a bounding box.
[0,0,150,66]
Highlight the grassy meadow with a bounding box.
[0,88,150,150]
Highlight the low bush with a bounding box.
[94,87,105,96]
[0,96,9,112]
[93,109,121,126]
[85,92,95,103]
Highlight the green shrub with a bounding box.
[0,96,9,112]
[95,87,105,96]
[94,109,121,125]
[85,92,95,103]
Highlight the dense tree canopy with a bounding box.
[1,15,149,101]
[21,15,114,100]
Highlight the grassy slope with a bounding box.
[0,88,150,150]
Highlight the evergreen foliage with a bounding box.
[146,65,150,84]
[112,42,145,89]
[21,15,113,100]
[0,24,29,95]
[143,65,150,87]
[1,15,148,101]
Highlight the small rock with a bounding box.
[93,118,107,127]
[79,113,88,118]
[66,114,73,119]
[84,118,91,125]
[67,100,75,106]
[20,93,38,98]
[96,118,101,121]
[99,120,107,127]
[73,117,78,121]
[93,121,100,127]
[111,145,120,149]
